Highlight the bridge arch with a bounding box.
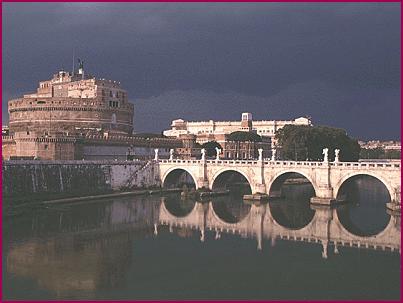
[333,172,393,201]
[161,167,198,189]
[210,168,253,192]
[267,170,318,197]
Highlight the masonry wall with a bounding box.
[2,138,16,160]
[2,160,159,206]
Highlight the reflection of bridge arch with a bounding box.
[267,170,318,196]
[209,202,252,226]
[332,208,393,240]
[264,203,318,236]
[158,199,400,253]
[210,168,253,192]
[333,172,393,201]
[161,198,198,219]
[159,198,205,229]
[162,167,198,189]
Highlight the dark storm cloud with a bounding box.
[2,3,400,139]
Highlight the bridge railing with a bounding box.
[159,159,400,169]
[330,162,400,169]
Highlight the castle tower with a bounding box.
[241,112,252,131]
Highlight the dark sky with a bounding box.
[2,3,401,140]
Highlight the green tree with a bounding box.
[227,131,262,142]
[359,147,384,159]
[359,148,401,160]
[201,141,222,157]
[383,149,401,159]
[275,125,360,161]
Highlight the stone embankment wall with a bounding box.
[2,160,159,204]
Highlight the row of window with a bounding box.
[102,90,125,99]
[109,101,119,108]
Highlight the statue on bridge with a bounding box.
[334,149,340,163]
[271,148,276,161]
[258,148,263,161]
[169,149,174,161]
[201,148,206,161]
[215,147,222,161]
[322,148,329,163]
[154,149,159,161]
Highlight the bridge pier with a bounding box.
[386,186,401,212]
[197,179,209,190]
[310,164,337,206]
[310,187,336,206]
[254,183,267,195]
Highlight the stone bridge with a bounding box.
[157,158,401,205]
[158,199,401,258]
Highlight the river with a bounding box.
[3,176,400,300]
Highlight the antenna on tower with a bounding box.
[72,49,75,75]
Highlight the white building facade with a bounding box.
[163,113,312,144]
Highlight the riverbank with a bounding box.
[4,188,182,216]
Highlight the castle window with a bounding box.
[44,144,48,150]
[109,91,113,97]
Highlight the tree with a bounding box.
[275,125,360,161]
[360,147,401,160]
[201,141,222,157]
[359,147,384,159]
[227,131,262,142]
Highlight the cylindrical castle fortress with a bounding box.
[8,67,134,135]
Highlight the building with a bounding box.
[221,135,271,160]
[163,113,312,145]
[8,61,133,135]
[163,113,311,160]
[359,140,401,151]
[3,61,182,160]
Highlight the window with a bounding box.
[44,144,48,150]
[109,91,113,97]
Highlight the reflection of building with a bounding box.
[3,62,182,160]
[163,112,312,144]
[7,234,133,298]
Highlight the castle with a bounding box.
[3,61,181,160]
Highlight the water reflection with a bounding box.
[211,192,251,224]
[3,177,400,300]
[269,183,315,229]
[336,175,391,236]
[163,196,195,217]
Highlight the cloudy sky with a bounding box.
[2,3,400,140]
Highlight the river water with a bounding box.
[3,176,400,300]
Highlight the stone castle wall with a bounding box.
[8,97,134,134]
